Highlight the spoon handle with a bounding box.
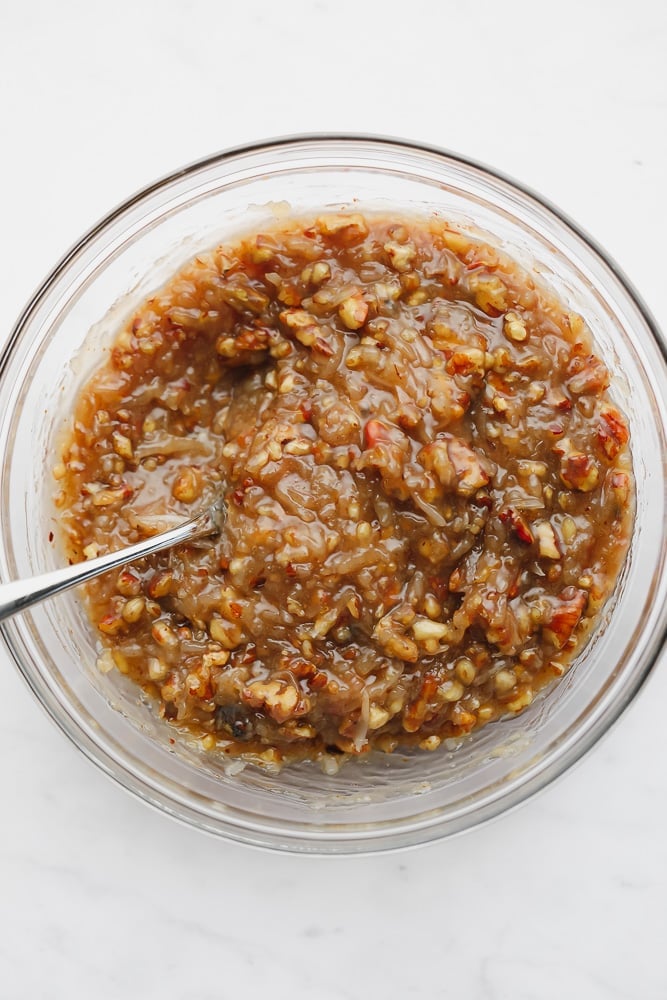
[0,505,219,624]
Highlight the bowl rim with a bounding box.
[1,132,666,854]
[4,132,666,382]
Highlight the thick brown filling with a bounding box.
[56,213,633,769]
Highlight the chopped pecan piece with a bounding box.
[566,353,610,395]
[534,521,561,559]
[384,240,416,272]
[241,678,309,724]
[373,609,419,663]
[445,347,486,378]
[316,213,368,241]
[89,483,134,507]
[499,507,534,545]
[402,676,439,732]
[543,588,588,649]
[606,469,631,507]
[420,435,493,497]
[339,294,368,330]
[279,308,319,346]
[364,419,392,447]
[597,406,629,460]
[554,438,599,492]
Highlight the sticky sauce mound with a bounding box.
[57,212,633,770]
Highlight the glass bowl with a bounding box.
[1,135,665,854]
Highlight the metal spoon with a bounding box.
[0,495,227,624]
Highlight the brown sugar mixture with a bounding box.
[55,212,633,769]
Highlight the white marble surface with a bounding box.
[1,1,666,996]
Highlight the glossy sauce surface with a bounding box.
[56,213,633,768]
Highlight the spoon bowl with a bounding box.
[0,495,227,624]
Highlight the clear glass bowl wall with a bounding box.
[0,137,665,853]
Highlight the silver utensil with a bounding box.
[0,496,227,624]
